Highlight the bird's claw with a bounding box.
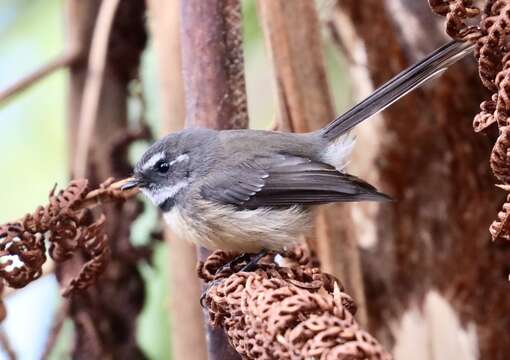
[200,278,224,308]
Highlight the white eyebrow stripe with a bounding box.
[143,151,166,170]
[170,154,189,166]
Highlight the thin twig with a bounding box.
[74,0,121,178]
[0,327,16,360]
[0,52,79,105]
[79,177,139,208]
[41,300,70,360]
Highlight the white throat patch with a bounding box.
[141,180,189,206]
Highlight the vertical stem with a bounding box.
[64,0,148,358]
[181,0,248,128]
[256,0,367,325]
[180,0,248,358]
[146,0,207,359]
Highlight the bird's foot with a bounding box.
[215,250,270,275]
[200,278,223,307]
[217,252,252,275]
[200,250,270,307]
[239,249,268,272]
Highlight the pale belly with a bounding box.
[163,201,311,252]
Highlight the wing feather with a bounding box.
[201,154,390,208]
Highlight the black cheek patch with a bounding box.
[159,197,176,212]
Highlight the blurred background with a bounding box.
[0,1,351,358]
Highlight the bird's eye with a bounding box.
[154,160,170,174]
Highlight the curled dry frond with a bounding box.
[491,126,510,184]
[432,0,510,242]
[490,192,510,241]
[199,250,391,360]
[0,178,138,296]
[429,0,482,40]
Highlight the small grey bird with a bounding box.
[124,41,473,254]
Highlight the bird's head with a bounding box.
[123,128,218,210]
[123,130,211,211]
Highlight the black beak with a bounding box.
[120,177,140,191]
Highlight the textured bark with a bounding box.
[146,1,208,359]
[181,0,248,130]
[257,0,367,325]
[180,0,248,358]
[331,1,510,358]
[64,0,148,358]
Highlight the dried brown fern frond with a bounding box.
[429,0,482,40]
[199,250,391,360]
[491,126,510,184]
[490,191,510,241]
[473,93,497,131]
[0,178,138,296]
[432,0,510,242]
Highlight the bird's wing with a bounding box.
[201,154,389,208]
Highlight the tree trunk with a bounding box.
[330,1,510,358]
[180,0,248,358]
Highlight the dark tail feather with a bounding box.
[319,40,475,141]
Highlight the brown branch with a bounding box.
[181,0,249,129]
[79,177,139,208]
[73,0,121,178]
[180,0,248,358]
[0,51,79,105]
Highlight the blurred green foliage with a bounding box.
[0,0,67,223]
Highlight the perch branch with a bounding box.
[200,250,391,359]
[74,0,121,178]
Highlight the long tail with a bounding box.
[319,40,475,141]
